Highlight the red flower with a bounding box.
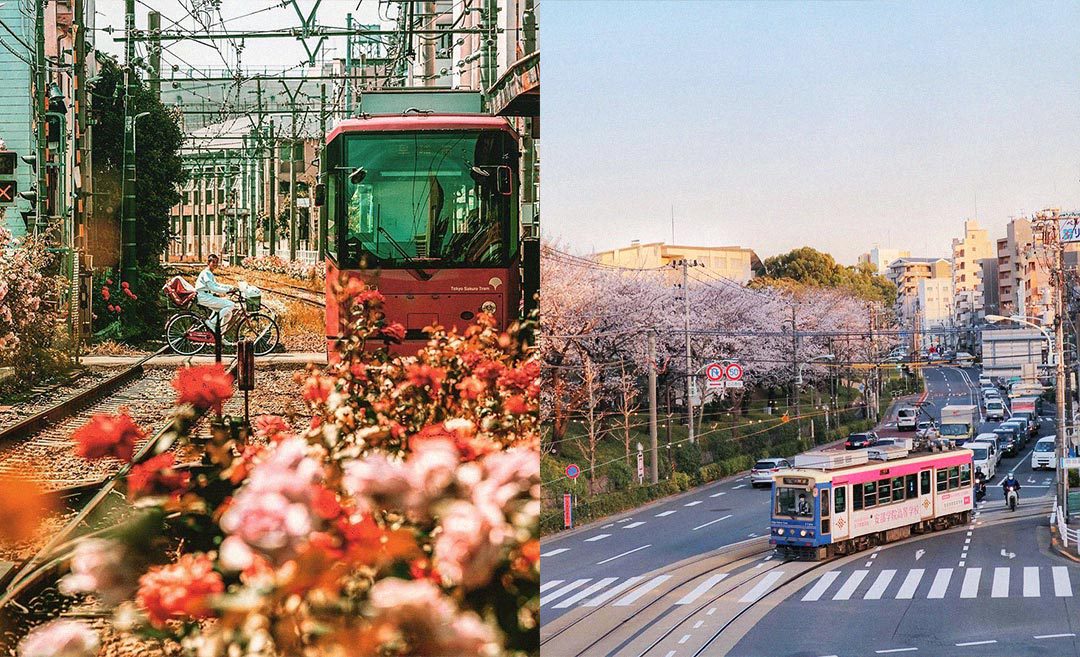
[136,553,224,628]
[456,376,486,400]
[409,557,442,584]
[406,364,447,390]
[311,485,342,520]
[302,375,333,404]
[127,453,190,498]
[73,412,144,462]
[498,361,541,397]
[378,322,406,344]
[124,288,136,299]
[503,395,531,415]
[120,281,130,290]
[101,287,110,301]
[106,278,113,285]
[172,363,234,413]
[253,414,291,441]
[473,358,506,382]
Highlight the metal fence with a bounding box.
[1053,506,1080,552]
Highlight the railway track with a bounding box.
[168,263,326,308]
[0,353,239,649]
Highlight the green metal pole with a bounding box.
[289,104,297,262]
[268,121,276,257]
[33,0,46,237]
[318,82,326,260]
[120,0,137,281]
[345,12,353,117]
[196,160,204,262]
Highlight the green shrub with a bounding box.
[604,460,634,490]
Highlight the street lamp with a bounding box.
[132,111,151,166]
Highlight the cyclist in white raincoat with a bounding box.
[195,254,236,332]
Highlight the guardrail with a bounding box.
[1053,506,1080,551]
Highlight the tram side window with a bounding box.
[852,484,863,511]
[325,172,337,261]
[936,469,948,493]
[877,479,891,505]
[835,487,846,514]
[948,466,960,490]
[892,476,905,502]
[920,470,931,495]
[864,481,877,508]
[821,489,830,518]
[960,463,972,487]
[905,474,918,499]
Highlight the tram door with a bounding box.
[918,468,934,520]
[830,484,849,541]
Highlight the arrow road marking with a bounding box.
[915,549,924,561]
[1000,549,1016,559]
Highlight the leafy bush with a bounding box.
[91,265,166,342]
[241,254,326,282]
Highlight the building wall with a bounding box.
[593,241,759,284]
[887,258,951,327]
[857,246,910,273]
[918,276,954,328]
[950,219,993,327]
[0,6,33,241]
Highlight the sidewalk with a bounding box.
[81,352,326,368]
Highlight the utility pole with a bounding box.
[120,0,138,281]
[318,82,327,259]
[268,120,276,256]
[148,11,161,98]
[679,259,695,444]
[345,13,353,116]
[422,1,437,86]
[792,304,801,441]
[648,330,659,484]
[33,0,46,237]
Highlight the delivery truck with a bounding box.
[940,404,977,444]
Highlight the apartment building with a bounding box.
[857,246,911,273]
[950,219,994,328]
[886,257,952,327]
[917,276,954,328]
[593,241,762,284]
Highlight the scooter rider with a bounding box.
[1002,473,1021,502]
[974,468,987,500]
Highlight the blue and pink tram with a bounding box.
[771,449,974,559]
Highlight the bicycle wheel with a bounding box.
[236,312,280,356]
[166,312,208,356]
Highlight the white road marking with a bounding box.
[541,579,591,606]
[676,574,729,605]
[865,562,873,568]
[895,569,925,599]
[692,514,733,531]
[583,576,644,606]
[684,500,703,507]
[1024,566,1040,597]
[875,649,918,654]
[602,523,614,528]
[992,567,1010,597]
[678,635,690,644]
[799,570,838,600]
[927,568,953,598]
[596,544,652,565]
[584,534,611,542]
[540,580,564,593]
[664,652,676,657]
[541,548,569,558]
[694,620,704,629]
[960,568,981,598]
[710,492,727,498]
[864,569,897,600]
[733,484,746,489]
[617,518,632,523]
[958,561,965,567]
[956,640,996,647]
[964,538,971,545]
[707,607,717,615]
[612,575,671,606]
[739,571,785,602]
[833,570,869,600]
[1053,566,1073,597]
[623,521,646,529]
[1034,633,1076,639]
[655,510,678,517]
[553,578,618,608]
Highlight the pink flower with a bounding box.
[136,553,224,628]
[17,620,99,657]
[367,579,498,655]
[343,454,412,511]
[59,538,137,605]
[433,500,510,589]
[253,414,292,442]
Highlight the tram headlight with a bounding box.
[799,530,807,537]
[776,528,784,535]
[481,301,497,315]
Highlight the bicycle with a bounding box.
[165,286,280,357]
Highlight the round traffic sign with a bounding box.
[565,463,581,480]
[705,362,725,381]
[725,363,744,381]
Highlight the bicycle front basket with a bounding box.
[245,290,261,312]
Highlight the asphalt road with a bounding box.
[540,366,1062,651]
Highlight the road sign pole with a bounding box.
[563,492,572,529]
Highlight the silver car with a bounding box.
[750,458,792,488]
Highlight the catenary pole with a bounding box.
[682,259,695,444]
[649,330,659,484]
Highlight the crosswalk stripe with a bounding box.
[864,570,897,600]
[927,568,952,599]
[992,567,1010,598]
[833,570,869,600]
[540,580,564,593]
[1053,567,1073,597]
[802,571,840,601]
[895,569,924,599]
[676,573,729,605]
[960,568,981,599]
[613,575,671,606]
[541,579,590,606]
[739,571,785,603]
[553,577,618,608]
[1024,567,1040,597]
[583,576,644,607]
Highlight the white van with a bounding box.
[978,373,994,387]
[970,433,1001,465]
[1031,436,1057,470]
[985,400,1006,421]
[969,442,996,479]
[897,406,918,431]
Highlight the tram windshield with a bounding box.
[775,487,813,518]
[341,131,519,268]
[939,424,969,436]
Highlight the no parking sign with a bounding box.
[705,362,726,389]
[565,463,581,480]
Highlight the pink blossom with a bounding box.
[18,620,99,657]
[406,438,460,510]
[433,499,510,589]
[59,538,137,605]
[367,579,498,655]
[342,454,412,510]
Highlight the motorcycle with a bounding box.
[974,474,986,503]
[1004,484,1019,511]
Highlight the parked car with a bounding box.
[915,420,940,439]
[750,458,792,487]
[845,431,879,450]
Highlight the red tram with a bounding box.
[320,109,523,354]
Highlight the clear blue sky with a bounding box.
[543,1,1080,264]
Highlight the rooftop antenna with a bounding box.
[671,205,674,244]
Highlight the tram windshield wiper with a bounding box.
[377,227,433,281]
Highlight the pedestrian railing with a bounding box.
[1052,505,1080,551]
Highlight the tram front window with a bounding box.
[341,131,519,269]
[775,487,813,517]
